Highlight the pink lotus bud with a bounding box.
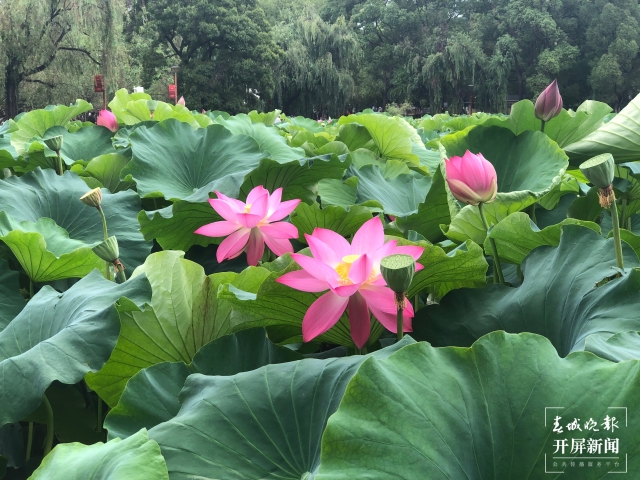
[96,110,119,132]
[534,79,563,122]
[202,109,206,114]
[177,96,185,106]
[445,150,497,205]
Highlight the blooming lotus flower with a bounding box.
[194,186,301,266]
[534,79,563,122]
[96,110,118,132]
[177,96,185,106]
[445,150,497,205]
[276,217,423,348]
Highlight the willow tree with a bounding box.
[0,0,123,118]
[269,9,360,116]
[421,33,485,114]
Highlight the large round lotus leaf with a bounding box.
[585,331,640,362]
[147,337,414,480]
[0,259,23,330]
[86,251,251,407]
[70,153,133,193]
[123,119,265,202]
[316,332,640,479]
[29,429,168,480]
[0,214,103,283]
[414,225,640,356]
[105,328,303,440]
[346,164,431,216]
[565,93,640,163]
[10,100,92,157]
[0,168,151,271]
[0,271,150,426]
[214,114,305,162]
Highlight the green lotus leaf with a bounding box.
[336,123,372,151]
[317,178,357,208]
[407,240,488,299]
[395,163,455,242]
[123,119,265,202]
[482,99,612,147]
[414,225,640,356]
[29,429,168,480]
[10,100,92,157]
[214,114,305,162]
[565,93,640,163]
[338,113,419,164]
[0,168,151,271]
[70,153,133,193]
[147,337,414,480]
[483,212,600,264]
[316,332,640,479]
[585,331,640,362]
[108,88,153,125]
[0,259,24,330]
[138,202,221,251]
[346,164,431,216]
[0,271,150,426]
[240,154,350,204]
[0,214,103,283]
[247,109,281,126]
[86,251,247,407]
[290,203,373,241]
[105,328,303,440]
[441,126,568,244]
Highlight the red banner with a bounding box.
[168,84,177,99]
[94,75,104,93]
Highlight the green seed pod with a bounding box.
[579,153,615,189]
[380,254,416,294]
[92,236,119,262]
[80,188,103,208]
[43,135,63,152]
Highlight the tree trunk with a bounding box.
[512,53,524,100]
[5,64,20,119]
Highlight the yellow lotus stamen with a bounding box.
[335,254,361,284]
[244,204,252,213]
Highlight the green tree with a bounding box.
[134,0,281,112]
[0,0,122,118]
[264,3,360,116]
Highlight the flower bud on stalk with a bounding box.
[80,188,112,279]
[92,236,127,283]
[445,151,505,283]
[97,110,119,132]
[43,134,64,175]
[380,254,416,342]
[579,153,624,270]
[535,79,563,131]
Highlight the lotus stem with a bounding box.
[25,422,33,461]
[540,120,546,133]
[529,203,537,224]
[610,196,625,271]
[56,152,63,176]
[414,294,419,313]
[114,261,127,284]
[43,394,54,456]
[478,202,505,284]
[96,397,103,433]
[29,279,34,299]
[621,199,627,229]
[396,292,404,342]
[97,206,111,281]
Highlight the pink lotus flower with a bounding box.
[276,217,423,348]
[177,96,185,106]
[534,79,563,122]
[195,186,301,266]
[96,110,118,132]
[445,150,497,205]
